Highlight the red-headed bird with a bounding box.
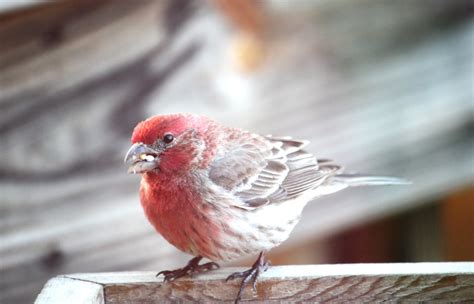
[125,113,409,302]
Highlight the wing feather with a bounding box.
[208,131,340,209]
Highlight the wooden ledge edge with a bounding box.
[35,262,474,303]
[66,262,474,284]
[35,276,104,304]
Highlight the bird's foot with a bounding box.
[226,252,271,303]
[156,256,220,282]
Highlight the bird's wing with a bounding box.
[208,132,340,210]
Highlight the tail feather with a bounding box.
[333,174,411,187]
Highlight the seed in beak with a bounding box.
[145,155,155,162]
[138,154,155,162]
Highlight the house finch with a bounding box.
[125,113,409,302]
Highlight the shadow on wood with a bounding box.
[36,262,474,303]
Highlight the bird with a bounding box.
[124,113,409,302]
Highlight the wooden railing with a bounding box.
[35,262,474,303]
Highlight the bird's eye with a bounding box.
[163,133,174,144]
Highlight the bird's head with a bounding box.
[125,114,217,175]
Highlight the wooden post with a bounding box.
[36,262,474,303]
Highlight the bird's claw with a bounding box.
[188,261,220,277]
[156,269,186,282]
[156,256,220,282]
[225,272,242,282]
[225,252,270,303]
[200,261,220,272]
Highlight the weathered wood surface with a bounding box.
[35,277,104,304]
[1,0,473,303]
[36,263,474,303]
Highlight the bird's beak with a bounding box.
[124,143,160,174]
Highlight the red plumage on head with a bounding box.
[131,113,219,175]
[131,113,211,145]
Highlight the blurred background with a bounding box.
[0,0,473,303]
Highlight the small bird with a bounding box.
[125,113,409,302]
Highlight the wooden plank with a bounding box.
[35,276,104,304]
[1,1,473,303]
[46,263,474,303]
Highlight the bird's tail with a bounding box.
[332,174,411,187]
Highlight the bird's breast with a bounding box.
[139,176,230,260]
[138,174,309,261]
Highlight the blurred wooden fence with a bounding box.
[36,263,474,303]
[1,0,473,303]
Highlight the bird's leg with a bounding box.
[225,251,271,303]
[156,256,220,282]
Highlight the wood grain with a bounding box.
[35,263,474,303]
[1,1,473,303]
